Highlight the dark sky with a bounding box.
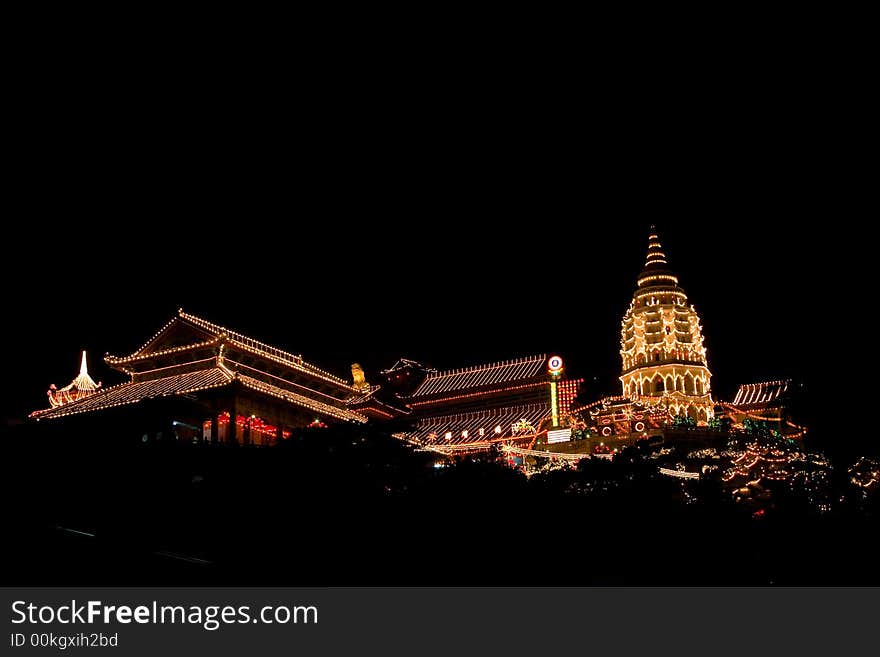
[3,70,864,433]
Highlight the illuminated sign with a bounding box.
[548,356,564,427]
[548,429,572,444]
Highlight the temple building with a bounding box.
[27,228,805,460]
[350,355,583,455]
[29,310,582,453]
[30,309,367,443]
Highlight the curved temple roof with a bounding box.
[30,367,368,423]
[105,309,357,393]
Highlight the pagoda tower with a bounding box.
[619,227,714,423]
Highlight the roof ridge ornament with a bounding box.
[44,351,102,409]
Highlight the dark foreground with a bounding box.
[2,419,877,586]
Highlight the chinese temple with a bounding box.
[30,309,367,444]
[28,228,805,459]
[349,355,583,455]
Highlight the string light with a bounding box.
[45,351,101,408]
[105,338,221,364]
[32,368,232,420]
[235,374,367,423]
[412,355,548,397]
[408,382,548,409]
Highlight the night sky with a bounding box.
[3,84,862,444]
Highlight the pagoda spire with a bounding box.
[43,350,101,409]
[644,225,667,268]
[72,350,99,390]
[637,225,681,290]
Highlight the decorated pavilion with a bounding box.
[30,309,367,444]
[349,355,583,455]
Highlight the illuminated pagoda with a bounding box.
[30,309,367,444]
[354,355,583,455]
[620,226,713,422]
[46,351,102,407]
[570,227,714,445]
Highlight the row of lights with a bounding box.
[409,382,548,409]
[235,374,368,424]
[179,310,356,390]
[106,337,221,364]
[32,369,233,420]
[421,354,548,379]
[415,355,548,396]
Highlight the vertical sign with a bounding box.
[548,356,564,428]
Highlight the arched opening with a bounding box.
[637,353,646,366]
[666,375,675,392]
[697,407,707,423]
[653,376,664,395]
[684,373,695,395]
[676,376,683,392]
[687,405,698,420]
[695,377,704,395]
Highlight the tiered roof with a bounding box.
[106,309,355,393]
[32,310,368,424]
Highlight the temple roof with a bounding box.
[32,368,232,420]
[106,309,356,392]
[30,367,368,423]
[409,354,548,398]
[732,380,791,407]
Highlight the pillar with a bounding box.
[211,414,219,446]
[229,399,238,445]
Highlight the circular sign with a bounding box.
[548,356,564,375]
